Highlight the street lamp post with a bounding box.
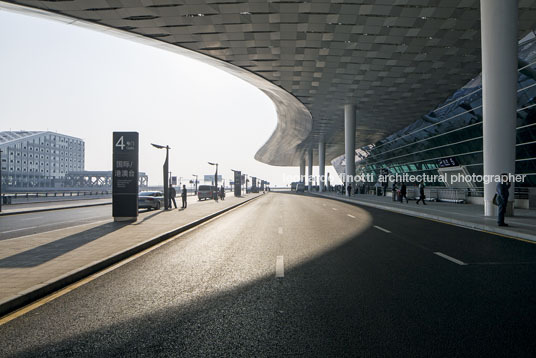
[208,162,218,199]
[152,143,170,210]
[192,174,198,195]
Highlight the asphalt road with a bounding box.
[1,192,536,357]
[0,195,216,241]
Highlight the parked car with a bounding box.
[198,185,216,200]
[296,183,305,192]
[138,191,164,210]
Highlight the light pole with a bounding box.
[151,143,170,210]
[192,174,198,195]
[208,162,218,199]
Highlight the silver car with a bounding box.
[138,191,164,210]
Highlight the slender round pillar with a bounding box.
[319,139,326,192]
[481,0,518,216]
[344,104,356,196]
[299,155,306,184]
[307,148,313,192]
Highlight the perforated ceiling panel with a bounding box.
[3,0,536,166]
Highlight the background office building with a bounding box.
[0,131,84,189]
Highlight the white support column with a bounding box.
[307,148,313,192]
[481,0,518,216]
[319,139,326,192]
[299,155,306,184]
[345,104,356,196]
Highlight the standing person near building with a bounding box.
[400,183,408,203]
[181,184,187,209]
[169,184,177,209]
[496,173,511,227]
[347,183,352,197]
[416,180,426,205]
[220,185,225,200]
[392,182,398,201]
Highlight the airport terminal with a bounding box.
[1,1,536,356]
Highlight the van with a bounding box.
[198,185,216,200]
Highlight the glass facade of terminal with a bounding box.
[333,34,536,188]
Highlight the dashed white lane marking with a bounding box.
[278,227,283,235]
[276,256,285,278]
[434,252,467,266]
[373,225,391,233]
[332,207,338,211]
[347,214,356,218]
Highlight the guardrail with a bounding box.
[392,187,530,202]
[1,191,111,205]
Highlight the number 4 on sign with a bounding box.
[116,136,125,150]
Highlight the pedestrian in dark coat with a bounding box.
[400,183,408,203]
[496,174,511,226]
[416,180,426,205]
[169,184,177,209]
[181,184,187,209]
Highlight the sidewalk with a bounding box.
[0,193,262,316]
[316,192,536,243]
[0,198,112,216]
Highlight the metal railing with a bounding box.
[1,190,111,205]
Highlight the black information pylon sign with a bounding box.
[112,132,139,221]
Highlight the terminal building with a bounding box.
[332,32,536,190]
[0,131,84,189]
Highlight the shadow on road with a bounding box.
[0,222,127,268]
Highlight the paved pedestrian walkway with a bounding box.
[317,192,536,243]
[0,193,262,313]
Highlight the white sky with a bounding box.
[0,8,340,187]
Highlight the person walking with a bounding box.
[416,180,426,205]
[220,185,225,200]
[169,184,177,209]
[181,184,187,209]
[347,183,352,197]
[400,183,408,203]
[392,182,397,201]
[496,173,511,227]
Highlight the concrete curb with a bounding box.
[0,194,263,317]
[313,193,536,243]
[0,202,112,216]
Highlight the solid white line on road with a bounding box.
[276,256,285,278]
[434,252,467,266]
[332,207,338,211]
[278,227,283,235]
[347,214,356,218]
[373,225,391,233]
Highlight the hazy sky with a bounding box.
[0,7,340,187]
